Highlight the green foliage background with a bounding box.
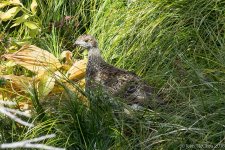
[1,0,225,149]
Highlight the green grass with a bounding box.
[1,0,225,149]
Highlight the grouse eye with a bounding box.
[84,39,91,42]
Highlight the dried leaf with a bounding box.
[24,21,38,30]
[0,75,33,91]
[78,78,85,88]
[9,0,23,6]
[2,45,62,74]
[18,101,32,113]
[0,7,20,21]
[35,70,65,82]
[0,75,32,101]
[30,0,37,14]
[5,60,17,67]
[60,50,73,65]
[66,59,87,81]
[0,66,6,75]
[0,2,10,8]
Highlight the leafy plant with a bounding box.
[1,44,87,108]
[0,0,40,37]
[1,0,225,149]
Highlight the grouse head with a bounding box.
[74,35,98,49]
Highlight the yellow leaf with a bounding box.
[8,45,18,50]
[9,0,23,6]
[2,45,62,74]
[0,66,5,75]
[0,2,10,8]
[78,78,86,88]
[24,21,38,30]
[18,101,32,112]
[0,7,20,21]
[14,41,31,46]
[37,73,55,98]
[60,50,73,65]
[10,14,29,28]
[30,0,37,14]
[0,75,33,91]
[5,60,17,67]
[35,70,65,82]
[66,59,87,81]
[0,75,34,100]
[53,70,65,80]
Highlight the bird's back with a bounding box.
[86,61,153,107]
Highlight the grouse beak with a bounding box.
[74,40,87,52]
[74,40,86,47]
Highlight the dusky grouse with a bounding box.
[75,35,158,109]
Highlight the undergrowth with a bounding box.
[1,0,225,149]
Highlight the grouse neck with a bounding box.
[88,47,101,57]
[88,47,105,66]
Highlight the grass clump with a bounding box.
[1,0,225,149]
[89,0,225,147]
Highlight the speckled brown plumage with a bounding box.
[75,35,157,108]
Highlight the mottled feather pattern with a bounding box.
[75,35,157,108]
